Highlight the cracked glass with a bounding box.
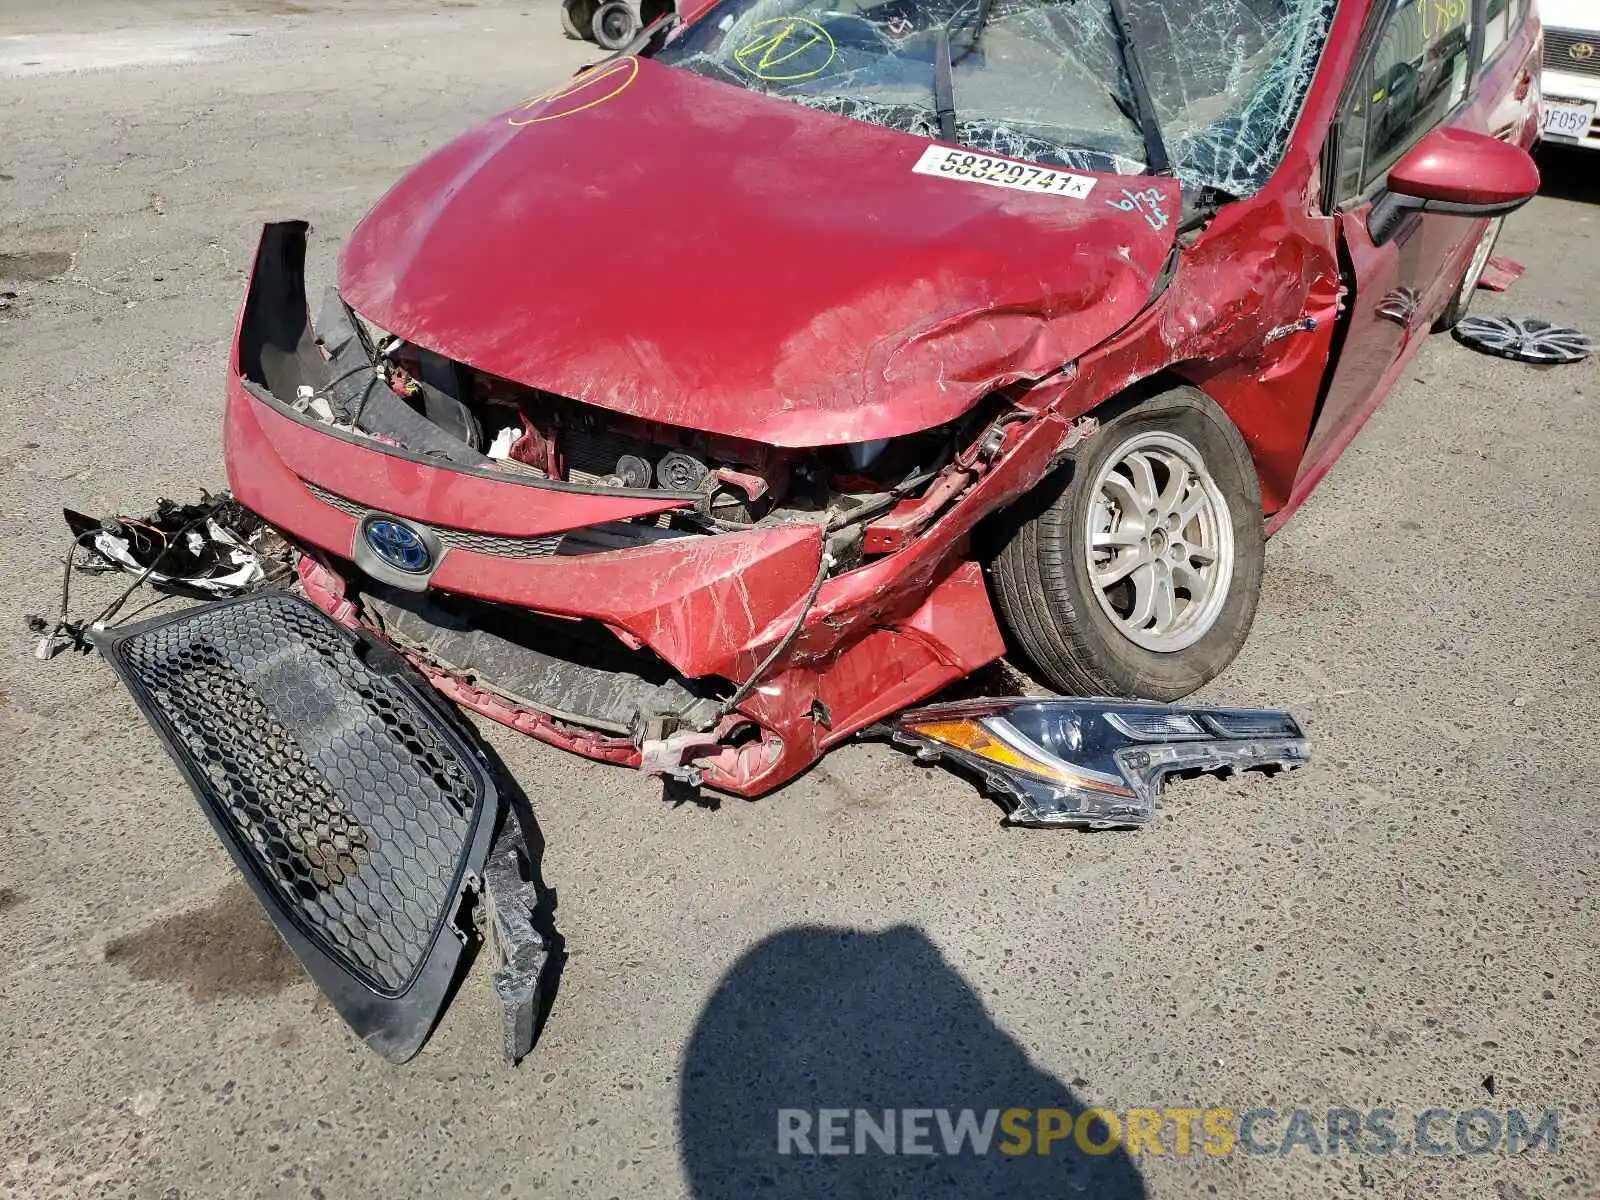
[657,0,1337,198]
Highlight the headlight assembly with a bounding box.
[881,698,1309,829]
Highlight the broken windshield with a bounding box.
[657,0,1336,198]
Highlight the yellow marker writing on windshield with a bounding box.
[733,17,836,82]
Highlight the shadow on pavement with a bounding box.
[678,925,1147,1200]
[1535,143,1600,203]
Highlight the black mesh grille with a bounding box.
[433,527,562,558]
[109,594,481,993]
[1545,28,1600,79]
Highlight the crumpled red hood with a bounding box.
[338,57,1177,446]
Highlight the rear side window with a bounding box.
[1482,0,1512,61]
[1335,0,1476,196]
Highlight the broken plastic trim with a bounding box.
[63,493,282,598]
[484,817,550,1065]
[879,697,1308,828]
[35,490,293,661]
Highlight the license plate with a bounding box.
[911,145,1096,199]
[1542,97,1595,141]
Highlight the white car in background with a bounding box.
[1542,0,1600,146]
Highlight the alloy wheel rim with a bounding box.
[1461,217,1503,300]
[1084,430,1234,653]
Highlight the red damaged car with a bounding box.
[225,0,1541,797]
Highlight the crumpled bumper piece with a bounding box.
[483,819,549,1066]
[880,698,1309,829]
[92,592,501,1062]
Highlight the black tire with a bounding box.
[591,0,640,49]
[988,385,1264,700]
[1434,216,1503,333]
[561,0,596,40]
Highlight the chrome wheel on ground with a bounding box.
[988,385,1264,700]
[1453,316,1594,364]
[1085,431,1235,653]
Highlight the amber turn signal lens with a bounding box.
[903,718,1041,773]
[903,716,1136,796]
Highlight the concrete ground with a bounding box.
[1,3,1596,1196]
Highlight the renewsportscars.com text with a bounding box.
[777,1106,1562,1158]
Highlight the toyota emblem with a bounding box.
[363,518,431,573]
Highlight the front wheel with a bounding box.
[1434,216,1504,333]
[988,386,1264,699]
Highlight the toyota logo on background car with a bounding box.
[1572,42,1595,61]
[363,518,431,573]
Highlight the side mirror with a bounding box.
[1369,127,1540,244]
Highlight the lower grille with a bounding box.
[1545,28,1600,78]
[365,585,725,735]
[94,593,500,1061]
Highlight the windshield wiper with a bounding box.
[933,27,958,142]
[1105,0,1171,176]
[933,0,998,144]
[953,0,997,65]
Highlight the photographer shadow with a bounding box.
[678,924,1146,1199]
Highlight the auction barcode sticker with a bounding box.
[911,145,1095,199]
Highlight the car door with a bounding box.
[1475,0,1540,146]
[1407,0,1541,310]
[1297,0,1484,478]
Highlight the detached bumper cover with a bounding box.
[93,592,501,1062]
[882,698,1309,829]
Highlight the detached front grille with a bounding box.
[100,594,483,993]
[1545,28,1600,78]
